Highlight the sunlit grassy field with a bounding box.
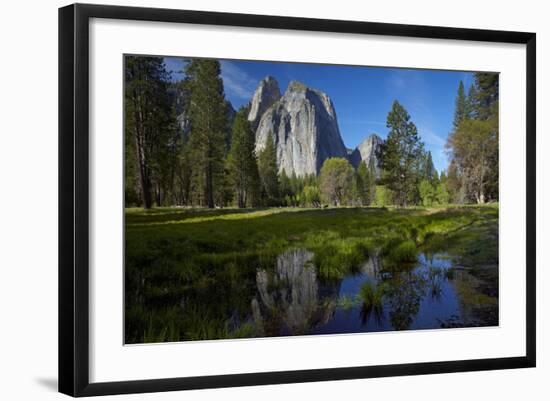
[125,205,498,343]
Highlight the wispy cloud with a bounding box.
[389,74,406,89]
[386,70,432,122]
[220,61,258,101]
[419,127,446,148]
[418,126,449,172]
[387,69,425,91]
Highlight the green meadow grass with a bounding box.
[125,205,498,342]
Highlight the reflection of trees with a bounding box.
[378,261,448,330]
[426,266,445,300]
[358,259,385,327]
[360,297,384,327]
[381,269,426,330]
[254,249,336,335]
[358,254,386,329]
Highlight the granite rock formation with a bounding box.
[254,79,348,176]
[248,76,281,132]
[349,133,383,177]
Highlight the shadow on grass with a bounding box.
[125,206,401,227]
[124,205,499,343]
[126,207,268,225]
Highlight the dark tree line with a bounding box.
[374,72,498,207]
[125,56,179,209]
[125,57,235,209]
[446,73,499,204]
[124,56,374,210]
[125,56,493,210]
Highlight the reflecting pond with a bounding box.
[126,246,498,342]
[249,248,493,337]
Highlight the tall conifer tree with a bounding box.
[356,159,376,206]
[466,83,478,119]
[446,72,499,204]
[453,81,467,129]
[185,59,228,208]
[257,133,279,205]
[377,101,424,206]
[356,161,369,206]
[227,107,260,208]
[125,56,175,209]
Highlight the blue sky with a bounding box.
[164,57,474,173]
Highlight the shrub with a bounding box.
[386,239,418,264]
[359,281,383,309]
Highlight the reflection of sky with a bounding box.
[163,56,476,173]
[316,253,461,333]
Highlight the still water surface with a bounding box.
[173,248,492,340]
[250,249,458,336]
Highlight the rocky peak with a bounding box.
[284,80,337,119]
[286,80,307,92]
[248,76,281,131]
[254,80,348,176]
[349,133,383,176]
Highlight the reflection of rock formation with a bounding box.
[254,249,335,335]
[360,254,382,279]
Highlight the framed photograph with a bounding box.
[59,3,536,397]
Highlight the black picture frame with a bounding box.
[59,3,536,397]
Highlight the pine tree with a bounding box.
[474,72,499,201]
[439,170,447,184]
[227,107,260,208]
[366,157,377,205]
[377,101,424,206]
[355,161,369,206]
[185,59,228,208]
[418,151,440,206]
[432,170,440,186]
[257,133,279,205]
[356,159,376,206]
[175,141,193,205]
[474,72,499,120]
[466,84,478,119]
[290,172,300,199]
[447,72,499,204]
[446,161,464,204]
[421,151,437,183]
[125,56,176,209]
[453,81,467,129]
[279,169,292,206]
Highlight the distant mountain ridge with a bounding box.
[248,76,382,176]
[349,134,383,177]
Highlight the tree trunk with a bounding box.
[132,93,153,210]
[476,191,485,204]
[205,160,214,208]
